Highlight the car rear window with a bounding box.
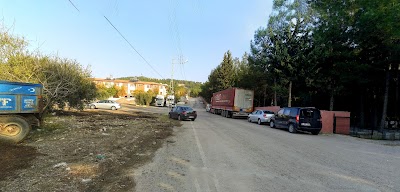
[289,108,298,117]
[181,107,193,112]
[263,111,274,114]
[300,108,321,118]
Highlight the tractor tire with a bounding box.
[0,116,31,143]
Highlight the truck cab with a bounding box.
[165,95,175,107]
[155,95,165,107]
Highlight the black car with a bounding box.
[169,106,197,121]
[270,107,322,135]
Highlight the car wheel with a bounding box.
[258,119,262,125]
[288,124,297,133]
[311,130,320,135]
[178,115,182,121]
[191,118,195,121]
[169,113,172,119]
[270,121,275,128]
[111,106,116,110]
[90,105,96,109]
[248,117,251,122]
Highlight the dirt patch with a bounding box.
[0,109,180,192]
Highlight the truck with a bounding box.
[211,87,254,118]
[154,95,165,107]
[165,95,175,107]
[0,81,43,143]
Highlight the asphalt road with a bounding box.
[133,98,400,192]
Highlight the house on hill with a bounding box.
[91,78,168,97]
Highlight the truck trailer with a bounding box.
[0,81,43,143]
[211,87,254,118]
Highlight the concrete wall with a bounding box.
[320,110,351,134]
[320,111,334,134]
[333,111,351,135]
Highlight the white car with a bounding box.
[206,104,211,112]
[89,100,121,110]
[248,110,275,125]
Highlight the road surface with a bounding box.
[132,98,400,192]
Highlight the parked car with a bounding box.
[206,104,211,112]
[247,110,275,125]
[89,100,121,110]
[270,107,322,135]
[169,106,197,121]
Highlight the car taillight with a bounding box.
[263,114,267,117]
[182,111,187,115]
[296,115,299,122]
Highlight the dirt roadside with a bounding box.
[0,109,180,192]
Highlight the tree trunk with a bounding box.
[359,93,365,128]
[379,70,390,132]
[288,81,292,107]
[396,67,399,117]
[263,84,267,106]
[373,97,378,129]
[274,78,277,106]
[329,88,334,111]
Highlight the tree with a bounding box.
[311,0,400,130]
[133,90,154,106]
[37,57,96,111]
[267,0,316,107]
[96,84,113,100]
[175,85,187,99]
[116,86,127,97]
[199,50,238,102]
[0,25,97,112]
[217,51,236,90]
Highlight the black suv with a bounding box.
[270,107,322,135]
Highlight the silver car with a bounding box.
[89,100,121,110]
[248,110,275,125]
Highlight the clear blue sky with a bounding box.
[1,0,272,83]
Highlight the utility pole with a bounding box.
[170,59,175,95]
[170,55,188,95]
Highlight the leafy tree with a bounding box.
[116,86,127,97]
[96,84,113,100]
[267,0,316,107]
[311,0,400,130]
[133,90,154,106]
[0,26,97,112]
[175,85,187,99]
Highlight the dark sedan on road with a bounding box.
[169,106,197,121]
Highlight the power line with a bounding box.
[168,0,188,82]
[103,15,165,79]
[67,0,80,12]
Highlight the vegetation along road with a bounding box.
[135,98,400,192]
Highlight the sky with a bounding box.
[1,0,273,83]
